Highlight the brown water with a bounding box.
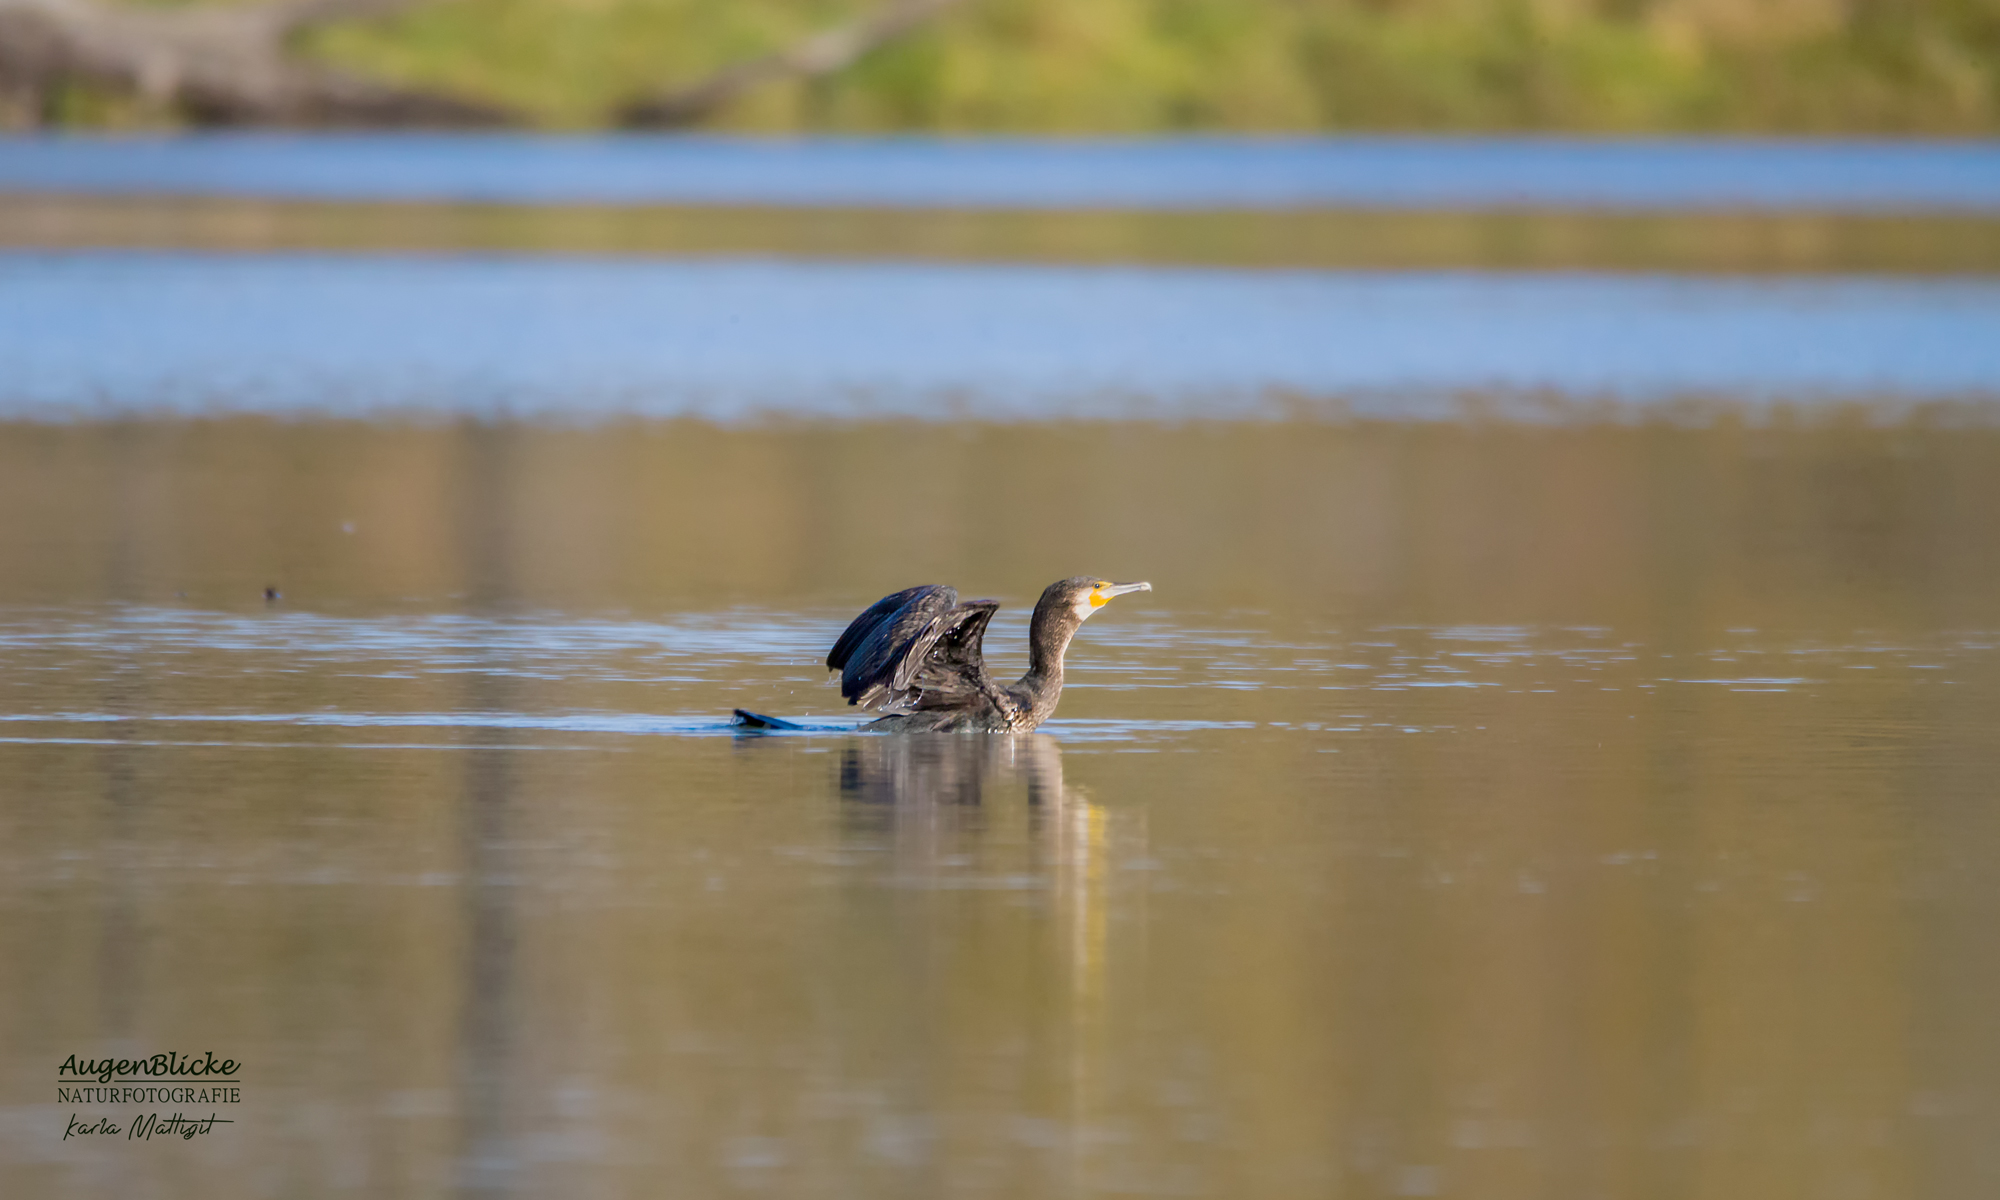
[2,419,1998,1198]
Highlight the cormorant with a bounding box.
[733,576,1151,733]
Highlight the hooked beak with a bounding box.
[1097,581,1153,599]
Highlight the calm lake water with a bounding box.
[5,253,2000,419]
[4,135,2000,210]
[4,134,2000,1199]
[3,419,1999,1199]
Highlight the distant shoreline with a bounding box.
[5,194,1998,277]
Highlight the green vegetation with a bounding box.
[119,0,2000,131]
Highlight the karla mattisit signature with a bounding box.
[65,1112,234,1142]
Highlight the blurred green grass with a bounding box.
[76,0,2000,131]
[11,194,2000,275]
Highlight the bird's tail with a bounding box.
[732,708,806,731]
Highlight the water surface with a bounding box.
[3,419,1998,1198]
[6,130,2000,1197]
[5,135,2000,211]
[6,253,1999,420]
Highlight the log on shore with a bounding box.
[0,0,513,125]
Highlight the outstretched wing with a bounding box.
[827,585,1005,713]
[827,585,944,675]
[903,601,1002,712]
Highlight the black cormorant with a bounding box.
[734,576,1151,732]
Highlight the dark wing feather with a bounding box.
[829,586,1008,714]
[827,585,942,673]
[834,586,958,708]
[904,601,1002,711]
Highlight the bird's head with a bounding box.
[1043,576,1153,623]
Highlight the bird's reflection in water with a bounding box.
[830,732,1133,1189]
[835,732,1071,813]
[828,733,1085,892]
[828,732,1124,1004]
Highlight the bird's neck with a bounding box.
[1019,610,1075,694]
[1018,656,1062,697]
